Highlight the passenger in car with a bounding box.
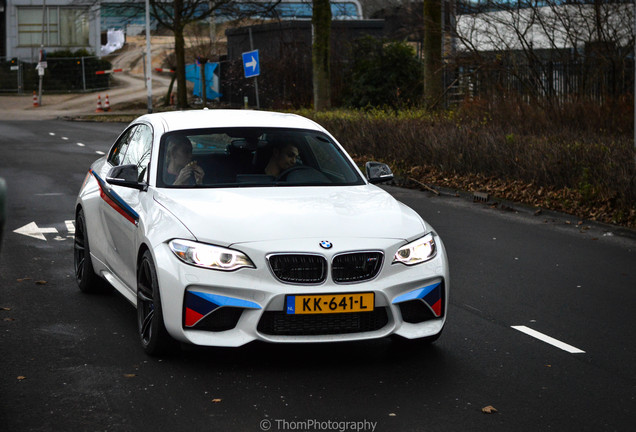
[264,142,299,177]
[164,135,205,185]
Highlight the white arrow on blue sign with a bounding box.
[242,50,260,78]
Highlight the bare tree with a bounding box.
[454,0,634,101]
[312,0,331,110]
[423,0,443,108]
[148,0,232,108]
[107,1,280,108]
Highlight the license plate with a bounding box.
[286,293,375,315]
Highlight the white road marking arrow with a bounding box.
[246,56,257,71]
[13,222,59,241]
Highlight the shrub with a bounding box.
[297,102,636,227]
[342,37,423,109]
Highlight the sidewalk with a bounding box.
[0,72,170,121]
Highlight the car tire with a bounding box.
[74,209,108,293]
[137,250,179,356]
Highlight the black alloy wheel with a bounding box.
[137,250,178,355]
[74,209,107,293]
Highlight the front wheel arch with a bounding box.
[74,206,109,293]
[136,249,179,355]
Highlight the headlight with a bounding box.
[393,233,436,266]
[169,239,255,271]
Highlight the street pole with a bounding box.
[248,27,260,109]
[145,0,153,113]
[38,0,46,106]
[199,57,207,106]
[81,56,86,92]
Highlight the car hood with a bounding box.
[152,186,426,246]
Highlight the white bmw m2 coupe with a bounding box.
[74,110,449,355]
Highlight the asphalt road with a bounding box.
[0,119,634,432]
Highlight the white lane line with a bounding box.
[77,143,86,147]
[49,132,55,136]
[61,136,69,140]
[96,151,105,155]
[511,326,585,354]
[65,220,75,235]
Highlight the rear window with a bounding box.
[156,127,364,188]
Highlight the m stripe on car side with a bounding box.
[90,169,139,225]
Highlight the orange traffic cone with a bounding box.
[104,94,110,112]
[32,91,39,107]
[95,95,104,113]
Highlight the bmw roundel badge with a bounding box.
[319,240,333,249]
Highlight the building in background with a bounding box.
[4,0,101,61]
[99,0,363,34]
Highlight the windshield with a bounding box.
[157,127,365,188]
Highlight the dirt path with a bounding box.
[0,72,172,121]
[0,37,176,120]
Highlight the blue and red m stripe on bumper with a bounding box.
[392,282,443,317]
[184,290,261,328]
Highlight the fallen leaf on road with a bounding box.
[123,374,136,378]
[388,413,397,417]
[3,317,15,322]
[17,376,26,380]
[482,405,498,414]
[1,307,11,311]
[17,278,32,282]
[212,399,222,403]
[35,280,47,285]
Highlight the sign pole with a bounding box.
[145,0,153,113]
[248,28,260,109]
[38,0,46,106]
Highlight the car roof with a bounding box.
[134,109,326,134]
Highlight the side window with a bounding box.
[122,124,153,182]
[107,128,132,166]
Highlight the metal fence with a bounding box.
[445,56,635,105]
[0,56,112,94]
[3,53,632,108]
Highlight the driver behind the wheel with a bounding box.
[264,142,299,177]
[164,135,205,186]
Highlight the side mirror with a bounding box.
[106,164,147,191]
[365,161,394,184]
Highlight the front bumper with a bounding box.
[154,237,449,347]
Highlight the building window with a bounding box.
[18,7,89,47]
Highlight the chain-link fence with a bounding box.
[0,56,112,94]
